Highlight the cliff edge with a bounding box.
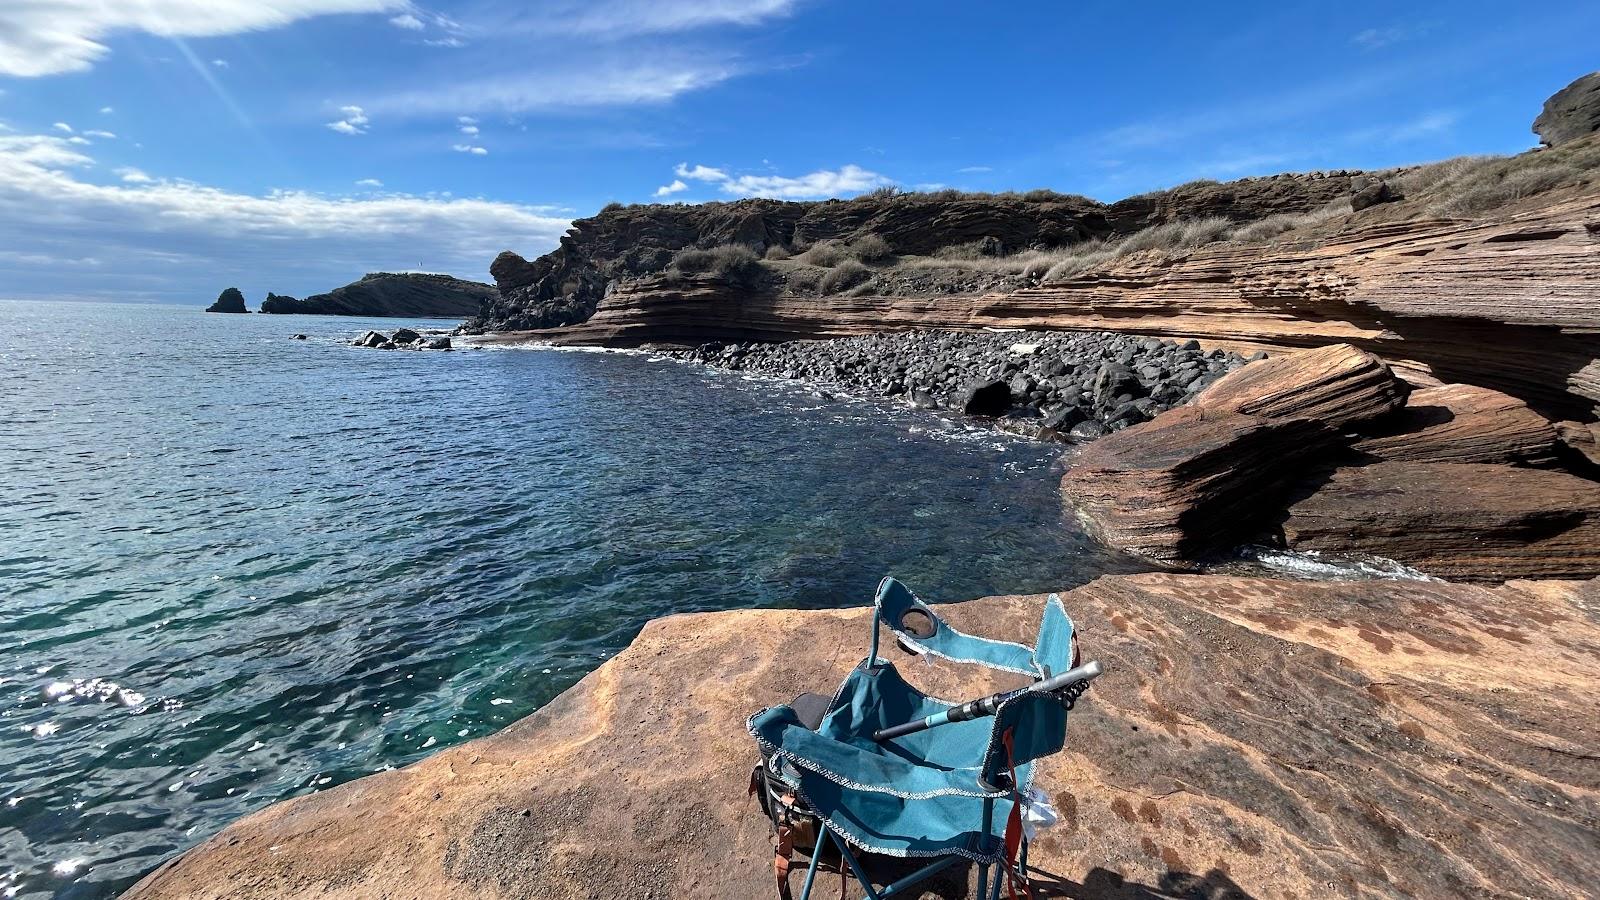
[259,273,495,318]
[126,573,1598,900]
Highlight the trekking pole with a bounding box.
[872,660,1104,742]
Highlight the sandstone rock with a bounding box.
[1533,71,1600,147]
[1061,406,1334,561]
[1195,343,1407,430]
[124,573,1600,900]
[1555,419,1600,467]
[1281,461,1600,580]
[1351,384,1559,466]
[205,287,248,313]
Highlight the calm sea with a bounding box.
[0,299,1151,898]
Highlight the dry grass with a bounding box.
[819,259,871,294]
[667,244,765,283]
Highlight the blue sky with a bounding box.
[0,0,1594,304]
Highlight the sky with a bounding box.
[0,1,1595,305]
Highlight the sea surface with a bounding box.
[0,300,1154,898]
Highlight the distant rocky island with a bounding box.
[206,273,495,317]
[204,287,248,313]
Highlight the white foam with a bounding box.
[1237,546,1439,582]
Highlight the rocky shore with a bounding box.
[351,327,452,350]
[672,329,1255,442]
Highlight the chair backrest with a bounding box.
[872,578,1080,791]
[981,596,1077,789]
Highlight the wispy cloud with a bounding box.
[554,0,799,38]
[368,58,738,116]
[326,105,370,135]
[83,129,117,139]
[52,122,74,133]
[0,131,569,299]
[355,177,384,187]
[1352,23,1434,51]
[670,161,893,199]
[452,143,488,155]
[211,58,229,68]
[389,12,425,30]
[956,165,992,174]
[0,0,407,77]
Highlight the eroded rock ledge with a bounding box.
[125,573,1599,900]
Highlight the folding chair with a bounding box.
[748,576,1100,899]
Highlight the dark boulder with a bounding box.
[205,287,248,314]
[1350,180,1399,211]
[960,379,1014,416]
[391,328,422,344]
[1091,362,1144,407]
[426,337,452,350]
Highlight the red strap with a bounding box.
[1000,730,1034,900]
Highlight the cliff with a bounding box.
[125,573,1600,899]
[259,273,495,318]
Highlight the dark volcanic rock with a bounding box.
[259,273,494,318]
[1533,71,1600,147]
[205,287,248,313]
[961,379,1014,416]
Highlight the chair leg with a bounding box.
[976,863,988,900]
[798,828,826,900]
[827,829,884,900]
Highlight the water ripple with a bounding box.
[0,300,1152,898]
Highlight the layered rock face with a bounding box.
[204,287,248,313]
[1061,343,1600,580]
[1283,462,1600,580]
[527,193,1600,421]
[1534,71,1600,146]
[125,574,1600,900]
[472,174,1374,334]
[258,273,495,318]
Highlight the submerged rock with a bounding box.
[123,573,1600,900]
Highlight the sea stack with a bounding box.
[205,287,249,313]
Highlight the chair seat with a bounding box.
[748,663,1032,864]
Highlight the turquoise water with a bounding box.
[0,300,1150,898]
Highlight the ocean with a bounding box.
[0,299,1152,898]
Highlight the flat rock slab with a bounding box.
[126,574,1600,900]
[1283,461,1600,580]
[1061,406,1334,561]
[1351,383,1559,467]
[1193,343,1407,430]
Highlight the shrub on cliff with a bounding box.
[797,240,848,267]
[668,244,765,284]
[819,259,871,294]
[848,234,894,263]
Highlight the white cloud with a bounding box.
[369,59,735,116]
[0,131,569,300]
[211,58,229,68]
[670,162,893,199]
[99,106,114,114]
[326,104,369,135]
[459,124,479,135]
[457,116,477,125]
[53,122,74,133]
[956,165,992,174]
[674,162,727,181]
[0,1,408,77]
[67,136,92,145]
[84,130,117,139]
[452,144,488,155]
[355,177,383,187]
[653,179,688,197]
[424,36,465,47]
[538,0,797,38]
[389,12,425,30]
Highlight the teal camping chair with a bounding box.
[748,577,1102,899]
